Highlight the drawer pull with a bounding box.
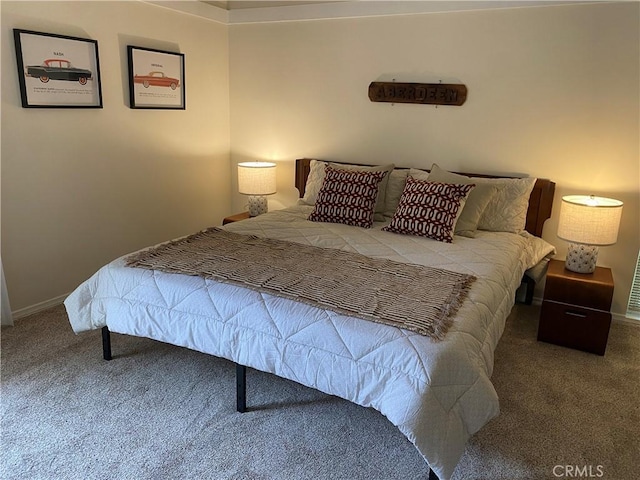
[565,310,587,318]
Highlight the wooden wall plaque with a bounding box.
[368,82,467,106]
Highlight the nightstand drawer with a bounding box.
[538,300,611,355]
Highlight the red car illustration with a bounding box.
[26,59,92,85]
[134,71,180,90]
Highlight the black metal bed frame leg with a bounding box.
[101,326,112,361]
[523,276,535,305]
[102,336,436,476]
[236,363,247,413]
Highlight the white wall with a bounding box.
[3,1,638,319]
[1,1,230,312]
[229,2,639,317]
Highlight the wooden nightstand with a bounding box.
[537,259,614,355]
[222,212,250,225]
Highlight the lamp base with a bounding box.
[247,195,268,217]
[565,243,599,274]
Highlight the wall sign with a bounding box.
[368,82,467,106]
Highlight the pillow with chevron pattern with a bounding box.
[308,166,388,228]
[383,177,475,243]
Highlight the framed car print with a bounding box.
[127,46,185,110]
[13,29,103,108]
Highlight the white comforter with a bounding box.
[65,206,554,480]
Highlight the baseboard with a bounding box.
[613,313,640,327]
[12,293,69,320]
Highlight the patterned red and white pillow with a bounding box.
[308,166,388,228]
[382,177,475,242]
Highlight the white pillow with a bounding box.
[383,169,409,217]
[476,176,537,233]
[299,159,328,205]
[408,168,430,181]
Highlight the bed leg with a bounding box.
[523,276,535,305]
[428,468,439,480]
[101,326,112,361]
[516,276,536,305]
[236,363,247,413]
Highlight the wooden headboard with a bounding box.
[294,158,555,238]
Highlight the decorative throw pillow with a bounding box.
[383,178,475,243]
[427,164,498,237]
[308,166,388,228]
[300,160,394,220]
[379,167,430,218]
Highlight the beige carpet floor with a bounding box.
[1,304,638,480]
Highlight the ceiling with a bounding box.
[203,0,344,10]
[167,1,593,25]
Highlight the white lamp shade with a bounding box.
[237,162,277,195]
[557,195,623,246]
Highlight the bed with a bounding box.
[64,158,556,480]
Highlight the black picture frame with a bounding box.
[127,46,185,110]
[13,29,103,108]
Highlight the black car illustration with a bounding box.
[26,59,92,85]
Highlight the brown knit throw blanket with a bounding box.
[125,228,476,340]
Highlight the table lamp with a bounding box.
[237,162,277,217]
[557,195,623,273]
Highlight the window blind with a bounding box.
[627,250,640,320]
